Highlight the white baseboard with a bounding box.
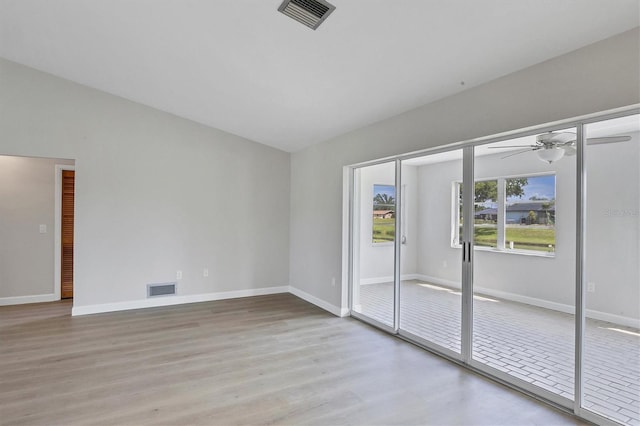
[359,274,420,285]
[474,285,640,329]
[13,279,637,329]
[587,310,640,330]
[288,286,348,317]
[74,285,349,318]
[0,293,58,306]
[359,276,393,285]
[415,274,461,290]
[416,274,639,329]
[71,286,289,316]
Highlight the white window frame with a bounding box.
[452,172,556,257]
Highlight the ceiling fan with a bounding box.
[490,131,632,163]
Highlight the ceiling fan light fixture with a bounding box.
[537,147,565,164]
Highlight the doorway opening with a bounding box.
[55,165,76,301]
[0,156,74,306]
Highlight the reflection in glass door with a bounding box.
[398,150,463,355]
[583,114,640,424]
[471,129,577,404]
[351,161,397,329]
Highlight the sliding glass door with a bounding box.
[348,108,639,425]
[398,150,463,356]
[351,161,397,329]
[582,114,640,424]
[471,129,577,406]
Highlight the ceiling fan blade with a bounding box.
[488,145,537,149]
[551,132,576,144]
[500,149,534,160]
[586,136,631,145]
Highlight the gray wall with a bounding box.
[289,28,640,311]
[0,58,291,309]
[585,130,640,319]
[1,28,637,315]
[0,156,72,299]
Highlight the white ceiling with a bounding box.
[1,1,638,152]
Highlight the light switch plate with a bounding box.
[39,224,47,234]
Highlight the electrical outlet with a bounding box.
[587,282,595,293]
[176,270,183,280]
[203,268,209,277]
[331,277,336,287]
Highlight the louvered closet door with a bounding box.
[61,170,75,299]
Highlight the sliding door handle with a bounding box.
[462,241,472,263]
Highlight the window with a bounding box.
[372,184,395,243]
[454,174,556,254]
[505,175,556,252]
[473,179,499,248]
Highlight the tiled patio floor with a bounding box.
[356,280,640,425]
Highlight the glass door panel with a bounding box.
[399,150,463,354]
[472,129,577,402]
[583,114,640,424]
[351,161,397,328]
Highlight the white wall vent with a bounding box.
[278,0,336,30]
[147,282,177,297]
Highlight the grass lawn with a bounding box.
[375,219,553,251]
[373,218,395,243]
[474,226,498,248]
[474,225,555,251]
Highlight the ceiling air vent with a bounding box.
[278,0,336,30]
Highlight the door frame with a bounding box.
[344,105,640,425]
[54,164,75,301]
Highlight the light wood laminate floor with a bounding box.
[0,294,585,425]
